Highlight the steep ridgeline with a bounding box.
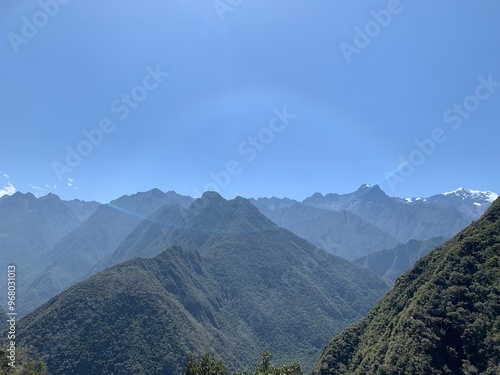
[313,197,500,375]
[352,237,448,282]
[18,189,193,316]
[252,203,399,260]
[302,185,470,243]
[21,192,391,373]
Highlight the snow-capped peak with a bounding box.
[442,187,498,203]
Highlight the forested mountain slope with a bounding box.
[313,197,500,375]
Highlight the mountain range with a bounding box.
[3,185,496,317]
[0,185,496,373]
[254,184,489,244]
[18,193,390,373]
[11,187,499,374]
[1,185,497,373]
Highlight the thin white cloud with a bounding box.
[0,172,16,197]
[0,183,16,198]
[30,184,44,191]
[29,184,47,197]
[27,182,58,197]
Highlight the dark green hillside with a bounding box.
[313,197,500,375]
[19,246,235,375]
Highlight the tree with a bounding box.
[184,353,229,375]
[0,345,49,375]
[186,351,302,375]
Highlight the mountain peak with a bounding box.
[9,191,36,201]
[190,191,227,211]
[200,191,225,201]
[357,183,372,191]
[355,184,386,199]
[311,192,324,199]
[39,193,61,202]
[442,187,499,203]
[147,188,165,196]
[443,187,468,195]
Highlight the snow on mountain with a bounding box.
[399,187,497,223]
[442,187,498,203]
[424,187,498,222]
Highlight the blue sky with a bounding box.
[1,0,499,203]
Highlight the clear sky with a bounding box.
[1,0,499,203]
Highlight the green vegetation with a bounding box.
[19,247,226,374]
[185,351,302,375]
[313,197,500,374]
[0,346,49,375]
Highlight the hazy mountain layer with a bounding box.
[0,192,97,313]
[352,237,447,282]
[17,189,193,316]
[253,203,400,259]
[302,185,470,243]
